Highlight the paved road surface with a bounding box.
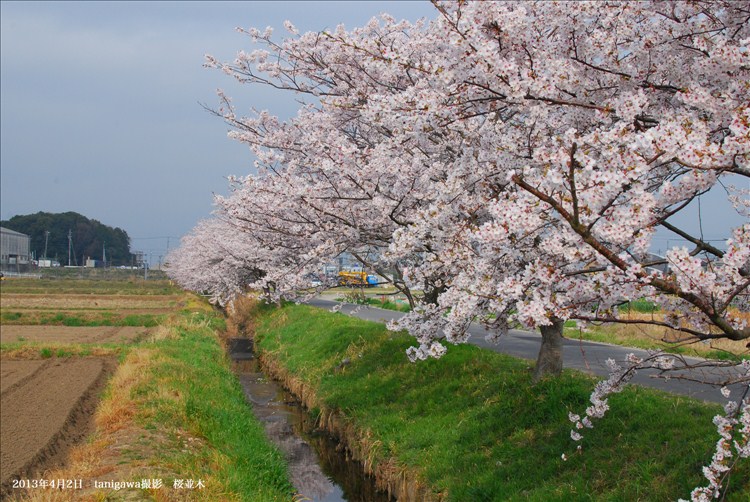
[307,297,747,405]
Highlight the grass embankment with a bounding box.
[251,302,749,501]
[21,307,294,502]
[1,279,294,501]
[335,289,411,313]
[364,297,412,313]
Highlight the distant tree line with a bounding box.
[1,211,133,266]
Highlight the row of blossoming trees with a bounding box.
[166,1,749,499]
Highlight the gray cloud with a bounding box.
[1,1,435,260]
[2,1,745,262]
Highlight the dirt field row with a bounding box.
[0,357,115,494]
[0,325,151,344]
[0,278,177,500]
[1,294,181,310]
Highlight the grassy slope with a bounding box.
[22,310,295,502]
[1,280,294,501]
[117,310,294,501]
[254,303,749,501]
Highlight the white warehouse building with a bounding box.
[1,226,31,272]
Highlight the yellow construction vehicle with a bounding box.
[337,271,378,287]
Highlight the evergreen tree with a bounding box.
[1,211,133,265]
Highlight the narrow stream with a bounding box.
[227,338,395,502]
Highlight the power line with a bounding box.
[130,236,180,240]
[650,237,727,242]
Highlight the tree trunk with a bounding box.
[533,317,564,382]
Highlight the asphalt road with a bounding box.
[307,297,747,405]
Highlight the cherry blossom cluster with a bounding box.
[687,359,750,502]
[567,354,648,444]
[176,0,749,359]
[566,354,749,500]
[167,3,749,495]
[685,392,749,502]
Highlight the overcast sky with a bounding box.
[1,1,746,264]
[0,1,435,262]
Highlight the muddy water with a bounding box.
[228,339,394,502]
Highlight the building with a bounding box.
[85,257,105,268]
[643,253,670,274]
[1,227,31,273]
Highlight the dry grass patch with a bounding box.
[147,324,181,342]
[95,348,157,434]
[224,295,258,338]
[570,310,750,359]
[0,344,121,360]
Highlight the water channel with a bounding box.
[227,338,395,502]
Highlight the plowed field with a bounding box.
[1,294,179,310]
[0,357,115,491]
[0,325,150,344]
[0,277,177,498]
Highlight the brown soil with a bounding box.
[0,326,151,344]
[3,308,173,315]
[0,357,116,498]
[1,294,180,310]
[0,360,48,393]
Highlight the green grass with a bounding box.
[620,298,660,313]
[1,277,179,295]
[253,303,749,501]
[0,339,118,358]
[131,312,294,501]
[334,293,412,313]
[39,312,163,327]
[1,311,24,321]
[365,297,412,312]
[1,310,164,327]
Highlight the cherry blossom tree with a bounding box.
[168,2,749,496]
[164,218,265,306]
[203,15,478,309]
[191,0,750,372]
[375,0,750,363]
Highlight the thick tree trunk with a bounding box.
[533,317,564,382]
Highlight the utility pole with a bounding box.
[68,230,72,266]
[43,231,50,260]
[102,241,106,266]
